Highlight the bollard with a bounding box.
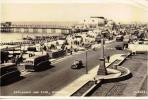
[113,64,118,69]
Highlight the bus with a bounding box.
[0,63,21,85]
[24,54,50,71]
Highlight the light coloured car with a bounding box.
[71,60,84,69]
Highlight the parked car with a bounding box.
[0,63,21,85]
[84,43,92,49]
[77,46,85,51]
[71,60,84,69]
[91,44,100,50]
[115,42,124,50]
[1,51,9,64]
[95,36,102,43]
[27,47,37,52]
[116,35,124,42]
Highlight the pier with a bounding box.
[1,22,72,34]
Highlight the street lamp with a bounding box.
[90,16,108,75]
[85,50,88,74]
[97,38,108,75]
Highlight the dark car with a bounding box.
[95,36,102,43]
[0,63,21,85]
[1,51,9,64]
[27,47,37,52]
[115,42,124,50]
[71,60,84,69]
[116,35,124,42]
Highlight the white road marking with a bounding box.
[21,71,31,76]
[106,48,115,50]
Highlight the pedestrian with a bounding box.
[19,54,23,63]
[15,55,19,65]
[70,50,73,55]
[29,53,32,57]
[94,77,97,84]
[107,56,110,63]
[12,56,16,63]
[126,43,129,48]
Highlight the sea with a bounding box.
[0,21,78,43]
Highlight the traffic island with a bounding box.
[101,66,132,83]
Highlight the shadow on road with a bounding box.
[35,62,55,72]
[1,76,25,86]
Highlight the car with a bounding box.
[84,43,92,49]
[77,46,85,51]
[115,45,124,50]
[27,47,37,52]
[71,60,84,69]
[95,36,102,43]
[115,42,124,50]
[91,44,100,50]
[0,63,21,85]
[116,35,124,42]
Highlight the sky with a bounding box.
[1,0,148,23]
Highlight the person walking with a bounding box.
[15,55,19,65]
[19,53,23,63]
[107,56,110,63]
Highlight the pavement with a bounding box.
[128,43,148,53]
[96,68,121,80]
[105,54,126,67]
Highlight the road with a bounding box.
[1,41,129,96]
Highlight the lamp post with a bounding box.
[97,38,108,75]
[85,50,88,74]
[90,16,108,75]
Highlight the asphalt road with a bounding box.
[1,41,128,96]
